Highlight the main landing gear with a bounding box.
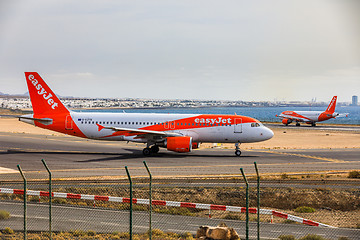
[235,143,242,157]
[143,145,160,156]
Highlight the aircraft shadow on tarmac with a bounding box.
[1,148,258,162]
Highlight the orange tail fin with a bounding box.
[25,72,69,116]
[325,96,337,113]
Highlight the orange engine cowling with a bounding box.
[282,118,292,125]
[192,142,200,149]
[166,136,192,153]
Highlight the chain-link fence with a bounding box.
[0,160,359,240]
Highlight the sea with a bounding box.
[79,106,360,125]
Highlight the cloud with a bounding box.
[0,0,359,101]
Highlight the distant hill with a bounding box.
[0,92,29,97]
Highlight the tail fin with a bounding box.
[325,96,337,113]
[25,72,69,116]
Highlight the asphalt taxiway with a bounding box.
[0,201,359,240]
[0,132,359,180]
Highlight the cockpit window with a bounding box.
[251,123,261,127]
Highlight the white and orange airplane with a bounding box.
[276,96,347,127]
[16,72,273,156]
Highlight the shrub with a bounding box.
[87,230,96,236]
[278,235,296,240]
[70,229,86,237]
[3,227,14,234]
[299,234,326,240]
[337,237,350,240]
[294,206,316,213]
[281,173,289,179]
[348,171,360,179]
[53,198,67,204]
[182,232,194,240]
[224,213,242,220]
[0,210,10,220]
[283,219,297,224]
[151,228,164,236]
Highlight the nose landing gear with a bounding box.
[235,143,242,157]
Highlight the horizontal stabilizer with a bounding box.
[336,113,349,118]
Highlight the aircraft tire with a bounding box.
[296,122,300,126]
[235,150,242,157]
[143,148,151,156]
[151,145,160,153]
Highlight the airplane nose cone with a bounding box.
[262,127,274,141]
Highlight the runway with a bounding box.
[0,132,359,180]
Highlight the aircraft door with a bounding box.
[65,115,73,130]
[170,121,175,129]
[165,121,175,129]
[234,118,242,133]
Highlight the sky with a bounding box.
[0,0,359,102]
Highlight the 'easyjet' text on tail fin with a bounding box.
[25,72,69,116]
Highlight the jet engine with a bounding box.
[166,136,192,153]
[282,119,292,125]
[192,142,200,149]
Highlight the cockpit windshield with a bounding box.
[251,122,261,127]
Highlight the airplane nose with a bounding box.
[262,127,274,140]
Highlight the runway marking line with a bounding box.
[250,149,346,163]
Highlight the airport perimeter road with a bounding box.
[0,132,359,180]
[0,201,358,240]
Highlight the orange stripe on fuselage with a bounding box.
[101,114,258,138]
[281,111,312,121]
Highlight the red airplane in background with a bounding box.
[276,96,348,127]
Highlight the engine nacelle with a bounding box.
[192,142,200,149]
[166,136,192,153]
[282,119,292,125]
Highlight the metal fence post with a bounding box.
[254,162,260,240]
[240,168,249,240]
[17,165,27,240]
[125,166,133,240]
[41,159,52,240]
[143,161,152,240]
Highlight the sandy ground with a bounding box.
[0,118,359,150]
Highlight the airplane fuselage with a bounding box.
[278,111,335,123]
[22,112,274,144]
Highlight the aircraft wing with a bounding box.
[98,124,182,139]
[276,113,310,122]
